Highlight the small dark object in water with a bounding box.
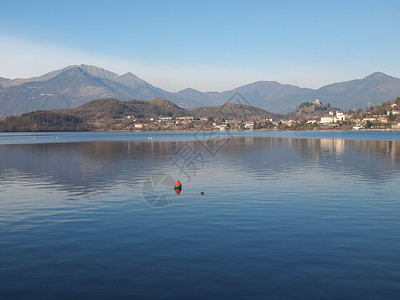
[201,192,204,195]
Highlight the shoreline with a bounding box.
[1,128,399,133]
[1,128,400,134]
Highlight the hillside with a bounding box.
[191,102,282,120]
[351,96,400,124]
[0,98,189,132]
[286,99,342,119]
[57,98,189,120]
[0,111,88,132]
[0,97,282,131]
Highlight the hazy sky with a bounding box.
[1,0,399,92]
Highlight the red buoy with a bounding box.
[174,180,182,195]
[174,180,182,189]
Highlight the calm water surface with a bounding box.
[1,131,400,299]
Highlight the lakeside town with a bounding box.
[122,98,400,132]
[1,97,400,132]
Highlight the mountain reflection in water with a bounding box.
[1,137,400,196]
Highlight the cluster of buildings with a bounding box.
[124,100,400,131]
[352,103,400,130]
[125,115,199,130]
[320,111,346,123]
[274,101,400,131]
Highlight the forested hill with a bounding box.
[0,98,188,131]
[0,97,280,131]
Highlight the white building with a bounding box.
[387,110,400,115]
[363,117,376,122]
[219,125,228,131]
[287,120,296,126]
[176,116,193,120]
[335,112,346,121]
[244,122,254,130]
[353,125,363,130]
[320,116,334,123]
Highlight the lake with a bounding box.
[1,131,400,299]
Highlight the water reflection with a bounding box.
[1,137,400,196]
[0,141,183,196]
[218,137,400,182]
[142,174,180,208]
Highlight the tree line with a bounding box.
[0,111,89,132]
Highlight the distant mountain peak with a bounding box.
[363,72,394,81]
[177,88,205,95]
[364,72,388,79]
[120,72,140,78]
[115,72,148,89]
[0,77,10,87]
[180,88,199,92]
[72,64,120,81]
[367,71,386,77]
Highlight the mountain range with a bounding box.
[1,64,400,117]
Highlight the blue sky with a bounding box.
[1,0,399,91]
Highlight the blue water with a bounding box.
[1,131,400,299]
